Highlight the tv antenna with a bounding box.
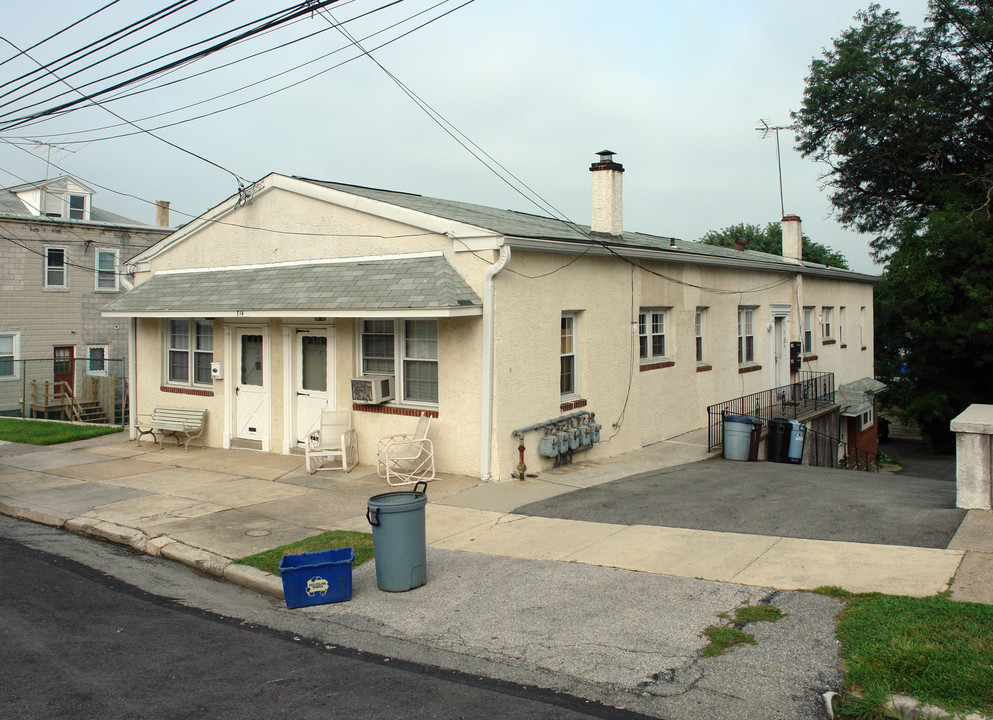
[755,119,796,218]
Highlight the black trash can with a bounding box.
[745,417,763,461]
[766,418,791,463]
[366,481,428,592]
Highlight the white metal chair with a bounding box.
[305,410,358,474]
[376,412,435,486]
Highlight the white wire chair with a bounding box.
[376,412,435,486]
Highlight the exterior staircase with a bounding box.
[78,401,109,424]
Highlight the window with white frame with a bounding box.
[859,406,875,430]
[45,247,67,288]
[821,306,834,340]
[95,249,119,291]
[695,308,707,364]
[561,312,577,396]
[737,307,755,365]
[68,194,87,220]
[87,345,108,376]
[638,308,668,362]
[359,319,439,404]
[860,306,866,347]
[803,306,814,353]
[0,333,18,379]
[167,319,213,385]
[839,307,846,345]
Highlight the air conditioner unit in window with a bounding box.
[351,375,395,404]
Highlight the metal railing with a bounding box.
[0,358,126,426]
[707,371,835,451]
[803,424,879,472]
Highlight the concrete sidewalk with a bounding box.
[0,430,987,600]
[1,430,991,719]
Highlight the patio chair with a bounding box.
[305,410,358,474]
[376,412,435,486]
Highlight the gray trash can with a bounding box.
[723,415,753,461]
[366,481,428,592]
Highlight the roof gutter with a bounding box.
[501,236,879,283]
[480,245,510,481]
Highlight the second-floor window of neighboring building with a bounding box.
[638,308,668,362]
[561,312,577,396]
[95,249,119,290]
[737,307,755,364]
[803,306,814,353]
[821,306,834,340]
[45,247,67,288]
[839,307,846,345]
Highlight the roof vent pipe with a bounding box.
[734,236,749,251]
[590,150,623,237]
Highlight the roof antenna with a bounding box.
[755,119,796,219]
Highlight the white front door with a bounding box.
[236,329,269,441]
[294,328,333,445]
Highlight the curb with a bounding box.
[825,692,992,720]
[1,506,285,601]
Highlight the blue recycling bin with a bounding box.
[787,420,806,464]
[279,546,354,608]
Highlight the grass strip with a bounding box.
[0,418,122,445]
[702,599,786,656]
[815,586,993,717]
[234,530,375,576]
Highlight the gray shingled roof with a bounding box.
[298,178,875,280]
[837,378,888,416]
[103,255,481,315]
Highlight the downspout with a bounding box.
[480,245,511,480]
[128,317,137,440]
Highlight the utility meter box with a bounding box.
[210,362,223,380]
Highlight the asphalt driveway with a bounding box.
[514,458,966,549]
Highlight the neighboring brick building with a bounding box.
[0,176,172,417]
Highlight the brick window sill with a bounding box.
[840,344,847,349]
[804,354,818,362]
[822,339,836,345]
[696,364,712,373]
[861,346,867,351]
[560,398,587,412]
[353,404,439,418]
[738,364,762,374]
[161,385,214,397]
[639,360,674,372]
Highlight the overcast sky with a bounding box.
[1,0,932,273]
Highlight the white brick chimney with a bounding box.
[782,214,802,263]
[590,150,623,237]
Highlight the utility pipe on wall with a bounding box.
[479,245,511,480]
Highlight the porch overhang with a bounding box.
[102,253,482,319]
[837,378,888,417]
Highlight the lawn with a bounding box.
[0,418,122,445]
[234,530,375,575]
[818,587,993,718]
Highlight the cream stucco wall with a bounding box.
[130,178,875,481]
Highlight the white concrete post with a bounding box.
[951,404,993,510]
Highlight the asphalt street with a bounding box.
[0,526,646,720]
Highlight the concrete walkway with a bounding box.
[0,429,988,602]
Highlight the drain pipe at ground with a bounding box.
[479,245,510,481]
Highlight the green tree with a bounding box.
[794,1,993,449]
[698,222,849,268]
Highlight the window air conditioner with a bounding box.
[350,375,395,404]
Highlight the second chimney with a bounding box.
[781,214,802,263]
[590,150,623,237]
[155,200,171,228]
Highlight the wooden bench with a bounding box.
[136,408,207,452]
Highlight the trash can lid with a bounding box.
[724,415,752,423]
[368,490,427,513]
